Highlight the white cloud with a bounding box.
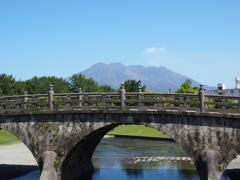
[145,47,165,53]
[146,47,157,53]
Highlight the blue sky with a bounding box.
[1,0,239,88]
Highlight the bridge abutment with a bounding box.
[40,151,58,180]
[195,148,221,180]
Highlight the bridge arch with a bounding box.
[1,112,240,180]
[0,127,40,179]
[60,121,198,180]
[0,122,41,163]
[58,114,205,180]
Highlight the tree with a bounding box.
[123,80,146,92]
[0,74,16,96]
[175,79,199,108]
[97,84,115,92]
[15,80,26,95]
[69,74,99,92]
[175,79,198,94]
[25,76,71,94]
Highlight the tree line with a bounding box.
[0,73,147,96]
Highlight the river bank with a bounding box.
[0,142,38,180]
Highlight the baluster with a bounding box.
[65,94,71,109]
[138,91,143,107]
[170,96,174,107]
[106,95,111,107]
[238,99,240,110]
[49,84,54,111]
[179,95,184,108]
[91,96,96,107]
[157,95,163,108]
[23,92,28,109]
[186,97,190,108]
[204,88,208,109]
[36,96,41,108]
[221,96,226,110]
[198,84,205,112]
[154,96,158,107]
[78,88,82,107]
[15,96,20,109]
[83,94,89,107]
[120,83,126,108]
[102,94,106,107]
[0,98,5,110]
[31,96,37,109]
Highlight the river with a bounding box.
[10,136,230,180]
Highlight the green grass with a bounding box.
[108,125,170,138]
[0,130,20,144]
[0,125,170,144]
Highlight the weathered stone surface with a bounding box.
[40,151,57,180]
[1,111,240,180]
[195,149,221,180]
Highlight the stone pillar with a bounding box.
[23,91,28,109]
[120,83,126,108]
[204,88,208,109]
[78,88,82,107]
[199,84,206,113]
[138,87,143,107]
[49,85,54,111]
[195,148,221,180]
[39,151,57,180]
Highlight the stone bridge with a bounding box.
[1,85,240,180]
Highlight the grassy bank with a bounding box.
[0,130,20,144]
[0,125,170,144]
[108,125,170,138]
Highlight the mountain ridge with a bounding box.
[66,62,215,92]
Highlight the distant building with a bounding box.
[207,77,240,96]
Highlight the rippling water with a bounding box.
[11,137,230,180]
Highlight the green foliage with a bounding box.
[97,84,115,92]
[54,156,60,171]
[0,74,17,96]
[175,79,198,94]
[143,90,157,106]
[46,122,52,127]
[175,79,199,108]
[15,80,26,95]
[38,122,44,126]
[120,80,146,106]
[123,79,146,92]
[25,76,71,94]
[69,74,98,92]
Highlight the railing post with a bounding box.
[138,87,143,107]
[204,88,208,109]
[120,83,126,108]
[199,84,205,113]
[49,84,54,111]
[0,96,5,110]
[23,91,28,109]
[78,88,82,107]
[221,96,226,110]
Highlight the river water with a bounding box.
[11,137,230,180]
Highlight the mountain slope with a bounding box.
[67,62,214,92]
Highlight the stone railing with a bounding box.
[0,85,240,114]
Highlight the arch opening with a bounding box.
[61,122,233,180]
[0,128,40,179]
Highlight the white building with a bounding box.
[207,77,240,96]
